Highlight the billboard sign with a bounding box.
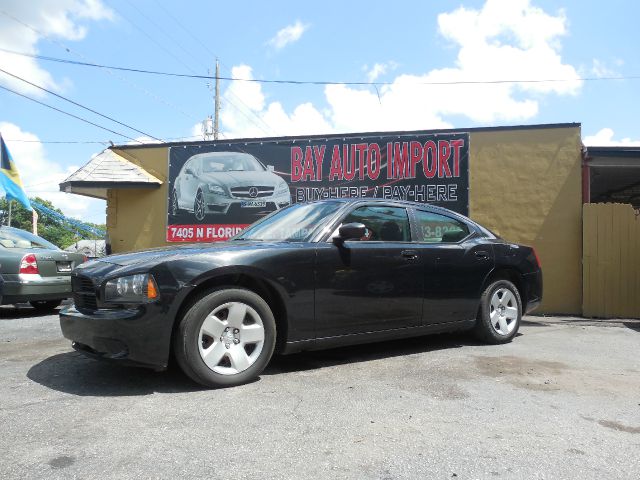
[167,132,469,242]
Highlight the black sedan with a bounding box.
[60,199,542,388]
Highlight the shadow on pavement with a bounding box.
[27,351,205,397]
[265,331,482,375]
[27,331,486,396]
[0,305,61,320]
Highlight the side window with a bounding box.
[414,210,469,243]
[341,206,411,242]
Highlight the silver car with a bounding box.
[170,152,291,221]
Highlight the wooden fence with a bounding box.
[583,203,640,318]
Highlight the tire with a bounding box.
[473,280,522,344]
[170,188,181,217]
[30,300,62,312]
[173,288,277,388]
[194,189,206,221]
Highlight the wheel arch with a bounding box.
[480,267,527,308]
[171,271,290,357]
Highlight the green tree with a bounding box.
[0,197,105,249]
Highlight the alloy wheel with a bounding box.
[194,190,205,221]
[197,301,265,375]
[489,288,519,336]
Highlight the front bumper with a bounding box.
[2,274,72,304]
[59,304,172,370]
[204,191,291,214]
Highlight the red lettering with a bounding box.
[450,139,464,177]
[291,146,303,182]
[313,145,325,181]
[302,146,315,181]
[423,141,437,178]
[344,144,356,181]
[329,145,342,180]
[393,142,409,179]
[438,140,452,178]
[354,143,367,180]
[387,142,393,179]
[409,141,422,179]
[368,143,381,180]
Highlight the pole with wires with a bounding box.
[214,59,220,140]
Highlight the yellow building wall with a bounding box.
[469,126,583,314]
[108,146,170,253]
[107,125,584,315]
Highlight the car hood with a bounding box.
[198,170,282,186]
[86,241,284,267]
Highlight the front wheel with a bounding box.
[173,288,276,388]
[194,190,206,221]
[473,280,522,344]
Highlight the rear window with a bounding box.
[414,210,469,243]
[0,228,60,250]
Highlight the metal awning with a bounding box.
[59,148,162,199]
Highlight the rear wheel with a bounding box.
[473,280,521,344]
[170,188,181,217]
[194,189,206,221]
[173,288,276,388]
[30,300,62,312]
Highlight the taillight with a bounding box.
[532,248,541,268]
[19,253,39,274]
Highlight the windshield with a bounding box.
[0,227,60,250]
[234,201,344,242]
[200,153,265,173]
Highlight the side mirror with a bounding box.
[334,222,367,244]
[267,165,275,172]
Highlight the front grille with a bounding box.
[229,186,275,198]
[72,275,98,312]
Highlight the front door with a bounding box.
[314,205,423,338]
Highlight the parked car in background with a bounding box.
[170,151,291,221]
[61,199,542,388]
[0,226,86,311]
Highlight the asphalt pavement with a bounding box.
[1,306,639,479]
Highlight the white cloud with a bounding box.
[0,121,105,220]
[220,0,582,137]
[590,59,618,78]
[365,62,398,83]
[267,20,309,50]
[0,0,113,96]
[583,128,640,146]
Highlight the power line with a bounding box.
[0,84,144,143]
[0,68,162,141]
[1,46,637,86]
[0,10,199,122]
[4,139,109,144]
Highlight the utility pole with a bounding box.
[214,59,220,140]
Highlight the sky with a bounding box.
[0,0,638,222]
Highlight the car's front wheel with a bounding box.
[194,189,206,221]
[173,288,277,388]
[473,279,522,344]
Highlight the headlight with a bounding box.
[104,273,159,304]
[275,182,289,194]
[208,184,226,195]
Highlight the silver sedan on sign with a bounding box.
[170,152,291,221]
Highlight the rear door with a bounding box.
[314,204,424,338]
[410,209,494,324]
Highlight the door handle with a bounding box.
[401,250,419,260]
[475,250,490,260]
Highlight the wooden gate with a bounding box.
[583,203,640,318]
